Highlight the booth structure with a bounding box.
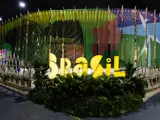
[0,7,159,68]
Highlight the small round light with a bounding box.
[19,1,26,8]
[145,19,147,22]
[0,17,2,21]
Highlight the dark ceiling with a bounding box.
[0,0,159,20]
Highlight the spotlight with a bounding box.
[19,1,26,8]
[0,17,2,21]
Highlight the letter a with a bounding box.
[73,57,88,75]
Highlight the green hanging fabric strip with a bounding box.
[21,14,25,61]
[4,20,7,49]
[56,10,61,61]
[120,6,124,63]
[86,8,94,61]
[32,10,38,62]
[145,8,149,68]
[4,20,7,37]
[11,17,14,56]
[50,9,54,24]
[84,7,88,59]
[45,11,50,65]
[0,22,2,65]
[61,7,65,58]
[77,8,83,59]
[79,9,84,58]
[86,8,91,61]
[138,10,145,67]
[150,10,155,67]
[136,10,142,67]
[0,21,2,50]
[122,8,128,63]
[1,22,3,50]
[14,15,19,72]
[157,13,160,67]
[7,20,12,51]
[25,11,29,66]
[101,7,108,66]
[126,8,134,64]
[154,10,156,67]
[110,7,114,59]
[49,8,52,53]
[48,8,52,67]
[134,6,137,65]
[136,8,143,67]
[18,13,22,61]
[110,6,117,61]
[15,15,18,54]
[52,10,57,58]
[95,7,99,55]
[73,7,77,62]
[28,13,33,63]
[11,17,14,69]
[131,8,135,63]
[39,11,47,65]
[83,7,87,58]
[108,6,111,59]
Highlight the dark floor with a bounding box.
[0,86,160,120]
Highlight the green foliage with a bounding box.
[124,62,137,79]
[28,72,147,118]
[27,28,49,66]
[28,75,49,104]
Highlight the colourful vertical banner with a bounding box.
[1,7,160,69]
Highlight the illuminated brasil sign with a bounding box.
[49,52,126,79]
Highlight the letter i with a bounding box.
[106,58,111,76]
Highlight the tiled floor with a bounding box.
[0,86,160,120]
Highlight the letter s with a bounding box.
[90,55,104,78]
[49,52,58,79]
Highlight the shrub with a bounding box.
[28,73,147,117]
[28,75,50,104]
